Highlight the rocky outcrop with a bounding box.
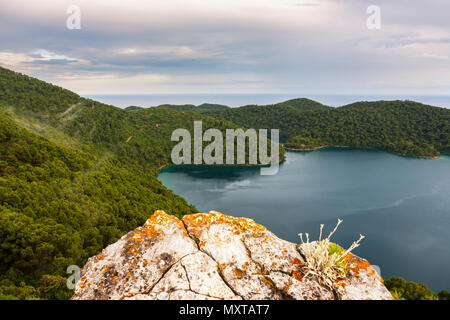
[71,210,392,300]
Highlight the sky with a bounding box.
[1,0,450,95]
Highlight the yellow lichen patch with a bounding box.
[183,211,270,239]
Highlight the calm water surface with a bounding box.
[158,149,450,292]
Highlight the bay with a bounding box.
[158,148,450,292]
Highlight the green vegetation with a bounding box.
[156,103,230,112]
[202,98,450,158]
[0,66,280,299]
[298,219,363,288]
[124,106,144,111]
[0,66,449,299]
[385,277,450,300]
[0,111,198,299]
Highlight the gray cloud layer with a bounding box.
[1,0,449,94]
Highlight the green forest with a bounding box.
[201,98,450,158]
[0,66,449,299]
[0,66,281,299]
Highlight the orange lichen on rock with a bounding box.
[290,258,303,266]
[142,210,187,238]
[335,279,347,288]
[346,253,372,277]
[233,268,245,279]
[182,211,269,238]
[131,231,146,242]
[292,270,304,282]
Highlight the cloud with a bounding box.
[1,0,450,95]
[411,53,449,60]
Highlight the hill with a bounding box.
[0,65,449,299]
[156,103,230,112]
[0,66,280,299]
[124,106,144,111]
[203,99,450,157]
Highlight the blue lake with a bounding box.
[158,148,450,292]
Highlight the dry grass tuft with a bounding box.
[298,219,364,289]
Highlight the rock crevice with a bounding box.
[71,210,392,300]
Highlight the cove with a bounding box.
[158,148,450,292]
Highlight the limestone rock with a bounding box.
[71,210,392,300]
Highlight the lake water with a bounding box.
[158,148,450,292]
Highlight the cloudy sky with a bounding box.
[1,0,450,95]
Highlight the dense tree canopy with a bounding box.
[385,277,450,300]
[0,66,448,299]
[202,98,450,158]
[0,67,281,299]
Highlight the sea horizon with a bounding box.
[85,93,450,110]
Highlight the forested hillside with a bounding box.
[203,99,450,157]
[0,66,449,299]
[0,66,280,299]
[155,103,230,112]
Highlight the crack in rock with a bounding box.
[71,210,393,300]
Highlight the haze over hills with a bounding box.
[0,65,449,299]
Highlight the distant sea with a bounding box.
[85,94,450,109]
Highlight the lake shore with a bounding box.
[283,144,441,159]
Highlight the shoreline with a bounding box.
[156,145,445,177]
[283,144,441,160]
[156,158,284,176]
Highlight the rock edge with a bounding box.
[71,210,392,300]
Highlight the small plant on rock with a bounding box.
[298,219,364,289]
